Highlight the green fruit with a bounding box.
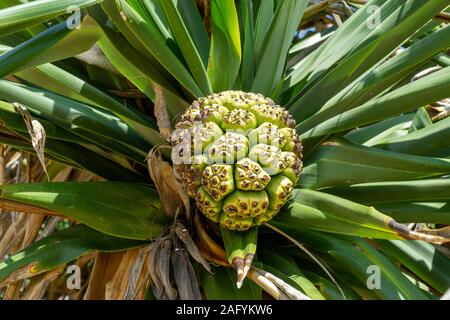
[248,144,285,175]
[254,209,279,225]
[221,108,257,131]
[172,91,303,231]
[195,187,222,223]
[235,158,271,191]
[223,190,269,218]
[280,152,303,185]
[250,103,284,127]
[201,104,229,124]
[265,175,294,210]
[279,127,303,157]
[220,213,253,231]
[193,122,223,153]
[248,122,285,147]
[180,155,209,197]
[208,132,249,163]
[202,164,234,201]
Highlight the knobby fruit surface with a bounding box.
[172,91,303,231]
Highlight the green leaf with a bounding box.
[173,0,210,66]
[0,0,102,35]
[376,115,450,156]
[0,101,145,181]
[300,270,360,300]
[326,178,450,224]
[300,138,450,189]
[251,0,307,96]
[344,237,431,300]
[14,64,101,107]
[41,139,146,181]
[376,240,450,293]
[434,52,450,67]
[279,229,430,300]
[345,114,413,146]
[288,26,335,56]
[253,0,274,59]
[199,266,261,300]
[135,0,173,39]
[300,66,450,139]
[408,107,433,133]
[326,178,450,205]
[160,0,212,95]
[0,182,167,240]
[0,225,148,284]
[375,202,450,225]
[0,80,151,162]
[113,0,203,97]
[288,0,450,122]
[99,0,170,79]
[296,24,450,133]
[284,0,388,95]
[237,0,255,91]
[259,246,325,299]
[0,16,102,79]
[11,61,164,145]
[0,0,47,37]
[273,189,400,239]
[208,0,241,91]
[94,20,189,117]
[0,100,81,143]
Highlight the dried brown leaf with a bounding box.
[388,219,450,244]
[193,213,228,263]
[3,282,21,300]
[171,238,202,300]
[0,144,5,185]
[157,239,177,300]
[0,199,62,218]
[417,226,450,239]
[22,266,64,300]
[174,222,211,273]
[0,262,44,287]
[147,147,190,220]
[252,267,311,300]
[52,166,73,182]
[0,213,27,259]
[83,251,125,300]
[13,103,48,180]
[132,248,152,300]
[123,247,150,300]
[154,86,172,141]
[105,248,142,300]
[21,214,46,248]
[147,239,165,299]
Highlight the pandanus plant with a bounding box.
[0,0,450,300]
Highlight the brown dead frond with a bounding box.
[146,146,190,220]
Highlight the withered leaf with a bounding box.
[147,147,190,220]
[14,103,48,180]
[174,222,211,273]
